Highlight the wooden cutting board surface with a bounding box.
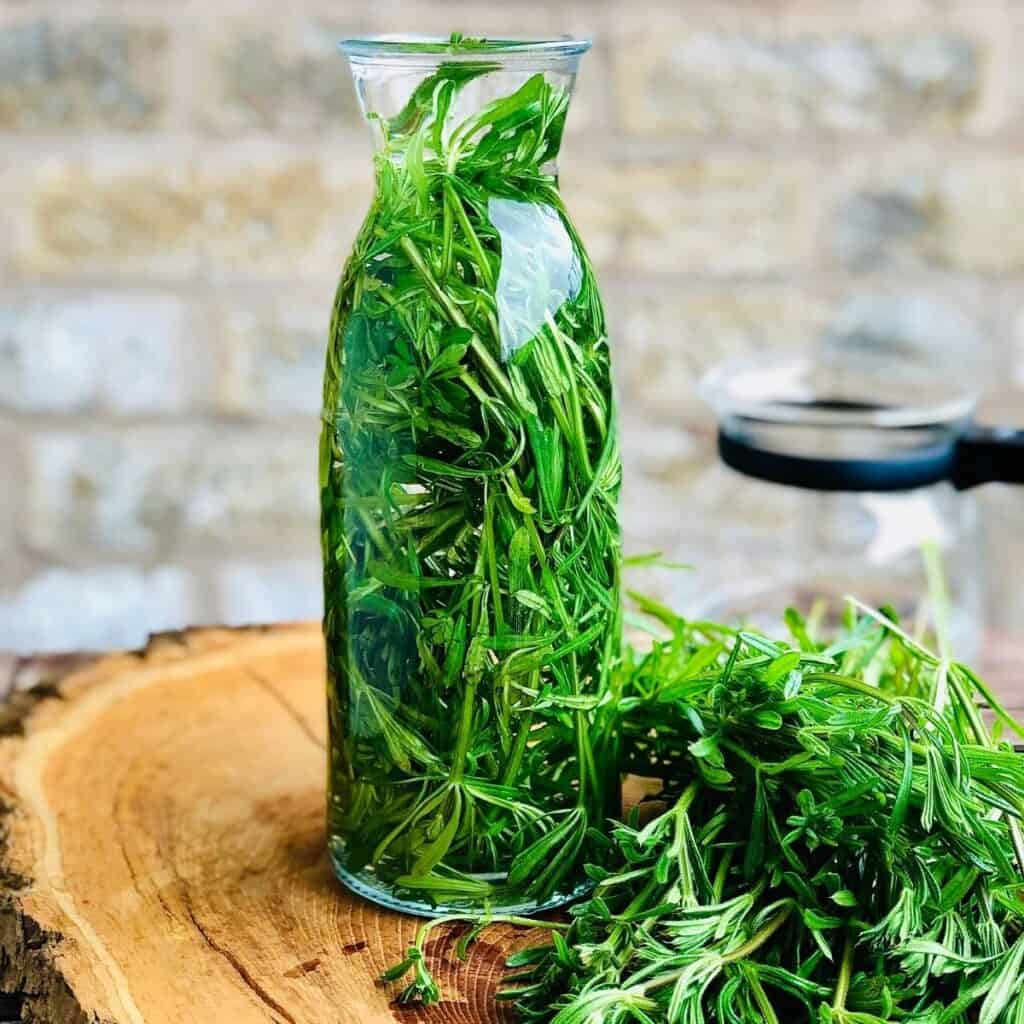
[0,625,1019,1024]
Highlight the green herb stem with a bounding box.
[831,931,856,1012]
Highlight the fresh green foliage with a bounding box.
[383,601,1024,1021]
[320,36,621,909]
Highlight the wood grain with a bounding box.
[0,625,1019,1024]
[0,626,555,1024]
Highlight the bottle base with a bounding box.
[329,845,592,919]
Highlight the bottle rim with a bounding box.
[339,34,592,67]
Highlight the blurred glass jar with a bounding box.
[692,354,1024,664]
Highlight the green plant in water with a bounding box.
[384,599,1024,1021]
[320,35,621,909]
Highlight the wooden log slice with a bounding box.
[0,626,553,1024]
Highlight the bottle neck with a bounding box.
[354,63,576,182]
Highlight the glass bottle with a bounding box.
[320,35,622,916]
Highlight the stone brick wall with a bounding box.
[1,0,1022,652]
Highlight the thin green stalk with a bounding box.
[925,547,1024,875]
[483,490,505,634]
[451,543,489,785]
[356,507,393,557]
[444,179,496,291]
[948,666,1024,874]
[746,967,781,1024]
[831,931,855,1011]
[499,707,535,786]
[449,681,478,785]
[546,313,593,478]
[440,184,455,280]
[639,904,794,995]
[719,904,794,966]
[398,234,519,412]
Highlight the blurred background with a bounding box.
[1,0,1022,653]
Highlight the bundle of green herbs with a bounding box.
[384,598,1024,1022]
[321,35,620,909]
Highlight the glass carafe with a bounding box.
[320,35,622,916]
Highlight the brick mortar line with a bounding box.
[11,525,323,565]
[0,134,370,161]
[12,538,322,567]
[0,411,321,431]
[0,268,816,289]
[0,269,1019,314]
[0,279,340,297]
[1,270,1018,310]
[3,132,1024,159]
[3,0,621,19]
[167,6,207,139]
[13,269,1019,289]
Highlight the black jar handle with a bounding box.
[952,425,1024,490]
[717,420,1024,493]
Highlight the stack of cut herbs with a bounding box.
[384,598,1024,1022]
